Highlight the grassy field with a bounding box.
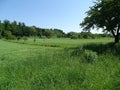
[0,38,120,90]
[9,38,113,48]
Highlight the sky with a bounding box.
[0,0,99,33]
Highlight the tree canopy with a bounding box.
[80,0,120,43]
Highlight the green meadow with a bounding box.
[9,38,113,48]
[0,38,120,90]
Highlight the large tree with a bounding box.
[80,0,120,43]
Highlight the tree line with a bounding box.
[0,20,66,39]
[0,20,111,40]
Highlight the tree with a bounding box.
[29,26,37,36]
[3,30,15,39]
[53,29,65,38]
[66,32,78,39]
[80,32,93,39]
[3,20,11,31]
[35,27,43,37]
[0,21,2,34]
[11,21,18,36]
[44,29,55,38]
[17,22,24,36]
[0,21,3,38]
[80,0,120,43]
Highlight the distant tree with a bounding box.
[29,26,37,36]
[54,29,65,38]
[0,21,2,34]
[80,32,94,39]
[0,21,3,38]
[11,21,18,36]
[3,20,11,31]
[44,29,55,38]
[80,0,120,43]
[66,32,78,39]
[3,30,15,39]
[17,22,24,36]
[0,21,1,31]
[35,27,43,37]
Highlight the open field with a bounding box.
[0,38,120,90]
[9,38,113,48]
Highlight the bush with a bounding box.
[83,50,97,63]
[71,47,97,63]
[5,35,16,40]
[3,31,16,40]
[17,36,21,41]
[71,46,84,56]
[23,37,28,41]
[34,38,36,42]
[22,37,28,44]
[0,34,2,39]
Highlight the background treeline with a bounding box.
[0,20,112,39]
[66,32,112,39]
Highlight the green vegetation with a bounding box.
[0,20,66,39]
[7,38,113,48]
[80,0,120,43]
[0,0,120,89]
[0,38,120,90]
[0,20,112,40]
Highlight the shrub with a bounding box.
[83,50,97,63]
[23,37,28,41]
[3,31,16,40]
[0,34,2,39]
[17,36,21,41]
[34,38,36,43]
[71,46,98,63]
[71,46,84,56]
[5,35,16,40]
[22,37,28,44]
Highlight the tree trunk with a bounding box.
[111,30,119,43]
[114,35,119,43]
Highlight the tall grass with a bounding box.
[0,39,120,90]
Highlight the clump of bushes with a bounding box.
[72,46,84,56]
[17,36,21,41]
[22,37,28,44]
[23,37,28,41]
[3,31,16,40]
[71,47,98,63]
[83,50,97,63]
[0,34,2,39]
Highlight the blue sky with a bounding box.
[0,0,95,33]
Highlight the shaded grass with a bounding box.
[82,42,120,57]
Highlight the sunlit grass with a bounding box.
[9,37,114,48]
[0,38,119,90]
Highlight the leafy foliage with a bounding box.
[80,0,120,43]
